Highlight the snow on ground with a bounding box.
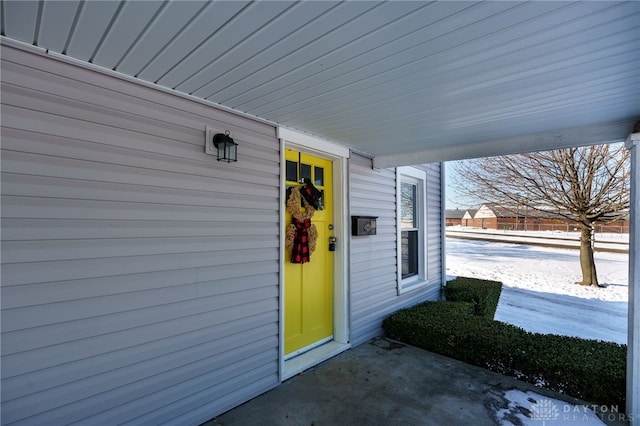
[447,226,629,243]
[446,236,629,344]
[495,390,606,426]
[446,233,628,425]
[446,228,628,252]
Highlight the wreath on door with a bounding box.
[285,185,319,263]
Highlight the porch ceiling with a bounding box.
[2,1,638,167]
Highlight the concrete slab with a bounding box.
[206,338,628,426]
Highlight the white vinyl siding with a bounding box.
[349,154,442,346]
[1,45,280,425]
[425,164,443,278]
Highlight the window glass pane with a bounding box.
[286,161,298,182]
[402,230,418,278]
[300,163,311,182]
[314,166,324,186]
[401,182,416,229]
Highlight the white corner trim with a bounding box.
[278,127,350,159]
[440,162,447,290]
[625,129,639,424]
[626,131,640,149]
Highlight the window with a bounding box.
[397,167,427,292]
[401,181,418,278]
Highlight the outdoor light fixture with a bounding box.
[206,128,238,162]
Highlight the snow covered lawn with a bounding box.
[446,237,629,344]
[494,389,612,426]
[446,235,629,425]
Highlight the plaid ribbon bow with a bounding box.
[291,217,311,264]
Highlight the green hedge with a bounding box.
[444,277,502,318]
[382,301,626,408]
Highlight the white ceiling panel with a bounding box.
[227,2,469,112]
[237,2,471,114]
[38,1,80,52]
[137,1,249,83]
[65,1,122,61]
[299,40,637,134]
[182,0,341,96]
[192,1,381,100]
[115,1,206,76]
[207,1,392,103]
[158,1,294,89]
[1,0,638,166]
[2,0,38,44]
[91,0,165,69]
[260,4,634,122]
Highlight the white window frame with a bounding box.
[396,166,428,294]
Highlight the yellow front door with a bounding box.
[284,149,334,356]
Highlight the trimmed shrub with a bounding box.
[408,300,476,317]
[382,301,626,408]
[444,277,502,318]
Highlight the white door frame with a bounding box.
[277,127,350,380]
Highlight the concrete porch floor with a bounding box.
[205,337,627,426]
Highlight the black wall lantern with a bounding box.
[205,127,238,163]
[213,130,238,162]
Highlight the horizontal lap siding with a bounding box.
[424,163,443,277]
[1,46,279,425]
[349,155,441,346]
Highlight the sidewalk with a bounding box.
[446,228,629,253]
[206,338,626,426]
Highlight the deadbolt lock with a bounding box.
[328,236,337,252]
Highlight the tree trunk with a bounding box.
[578,224,598,286]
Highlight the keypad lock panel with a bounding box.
[328,236,337,252]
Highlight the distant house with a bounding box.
[445,209,466,226]
[471,204,504,229]
[596,211,631,233]
[462,209,478,227]
[468,204,553,230]
[465,204,629,233]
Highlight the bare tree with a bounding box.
[451,143,630,286]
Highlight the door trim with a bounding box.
[284,336,333,361]
[278,127,350,158]
[278,127,350,381]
